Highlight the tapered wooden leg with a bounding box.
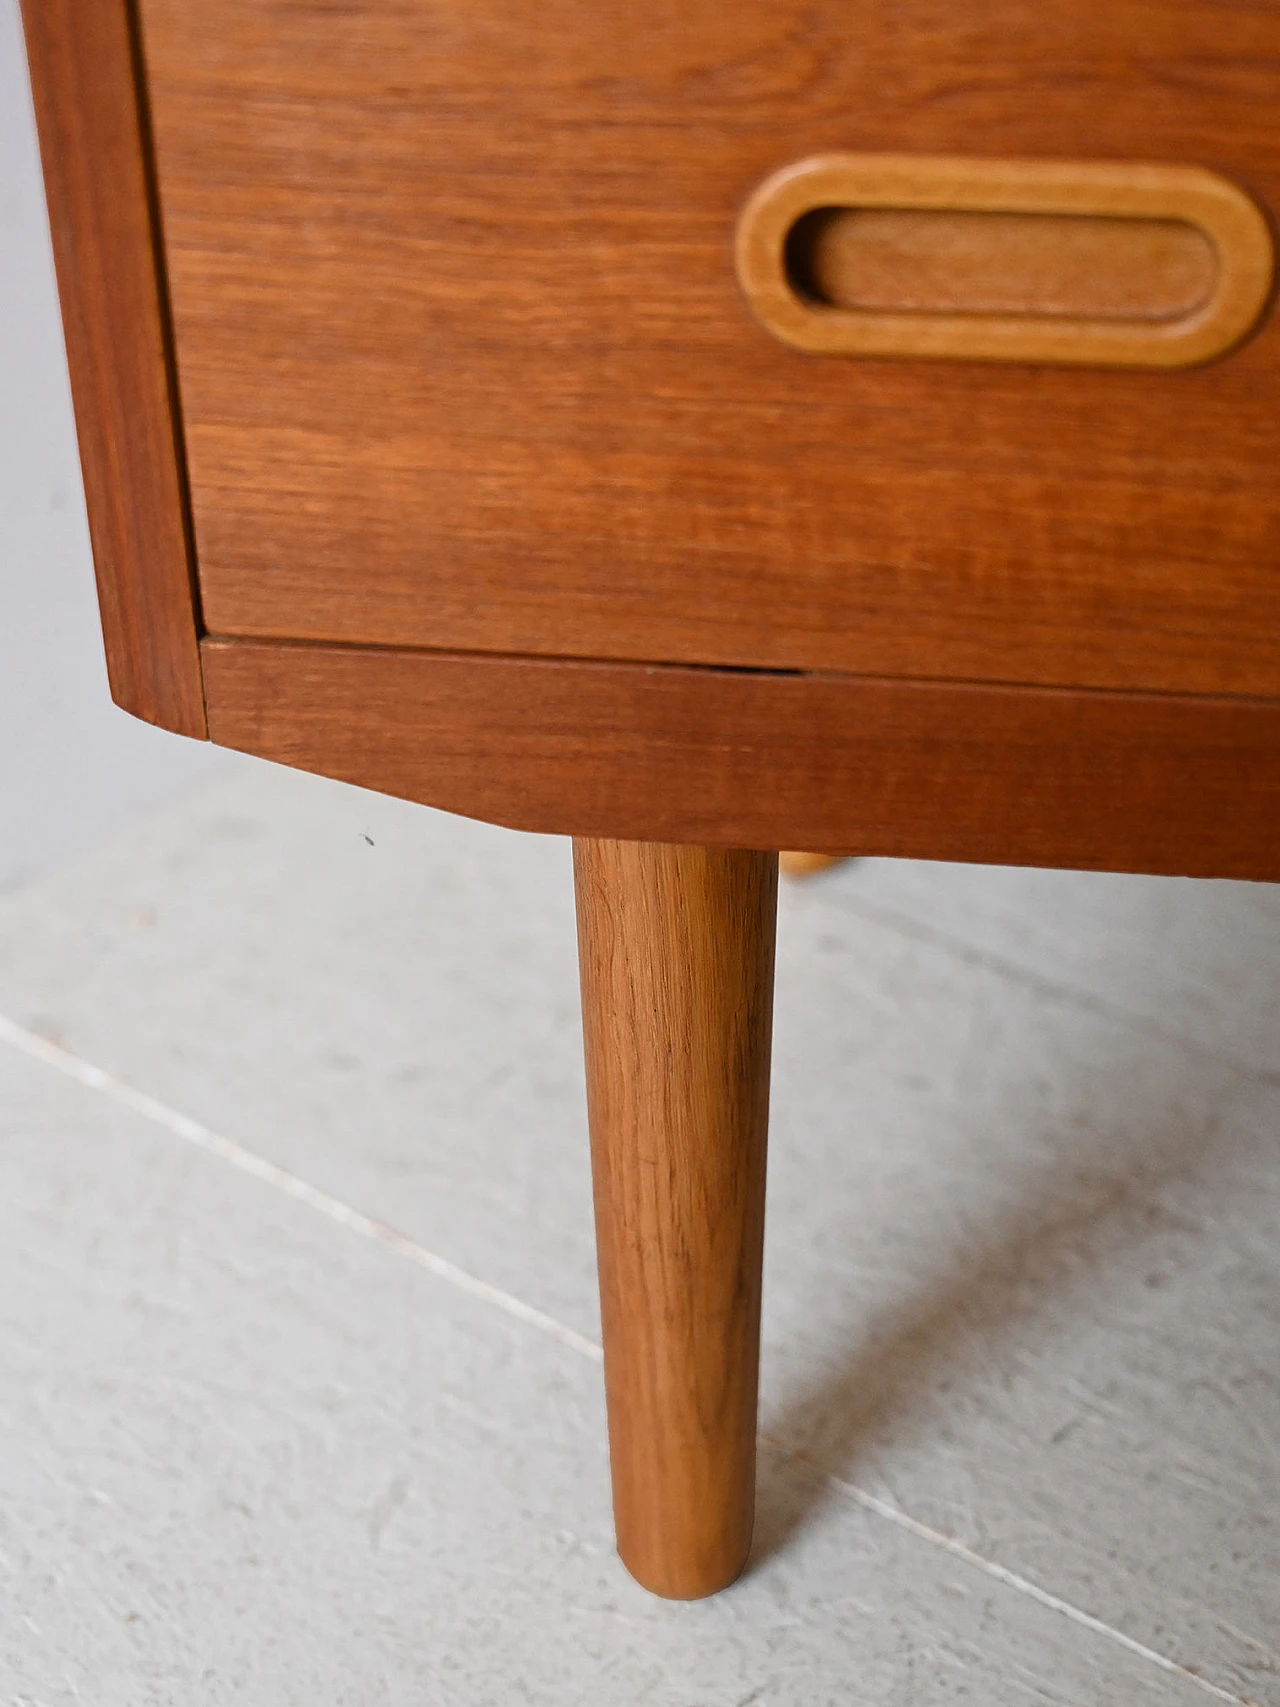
[573,839,777,1600]
[779,850,848,878]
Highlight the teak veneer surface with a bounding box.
[138,0,1280,700]
[202,638,1280,881]
[21,0,204,736]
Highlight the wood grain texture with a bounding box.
[573,839,776,1599]
[136,0,1280,698]
[202,637,1280,880]
[20,0,205,737]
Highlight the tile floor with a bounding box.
[1,758,1278,1705]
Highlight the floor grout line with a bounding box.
[0,1012,600,1362]
[0,1010,1255,1706]
[758,1438,1253,1707]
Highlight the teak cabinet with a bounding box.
[22,0,1280,1598]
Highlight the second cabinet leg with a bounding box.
[573,839,777,1599]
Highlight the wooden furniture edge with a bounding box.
[202,637,1280,879]
[20,0,206,737]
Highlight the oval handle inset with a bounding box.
[735,155,1274,368]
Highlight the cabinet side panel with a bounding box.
[203,638,1280,881]
[20,0,205,737]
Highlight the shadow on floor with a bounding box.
[748,1027,1269,1571]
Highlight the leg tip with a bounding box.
[616,1530,754,1600]
[779,851,848,879]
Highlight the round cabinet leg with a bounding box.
[572,839,778,1600]
[779,850,848,879]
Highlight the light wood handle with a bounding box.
[736,154,1274,368]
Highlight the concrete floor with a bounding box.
[1,758,1278,1705]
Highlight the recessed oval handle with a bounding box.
[736,154,1274,369]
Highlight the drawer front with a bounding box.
[139,0,1280,696]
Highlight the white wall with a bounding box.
[0,0,223,893]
